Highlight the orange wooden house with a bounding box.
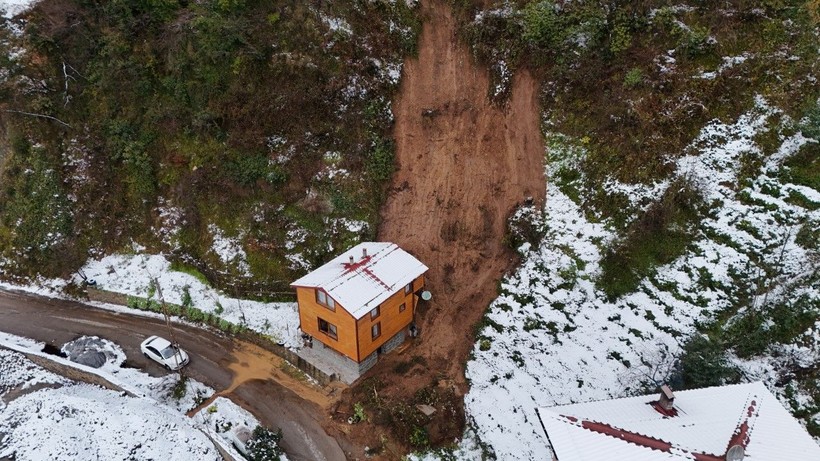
[290,242,428,380]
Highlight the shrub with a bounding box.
[228,154,270,186]
[675,335,741,389]
[352,402,367,423]
[409,425,429,448]
[623,67,643,87]
[679,25,714,57]
[522,1,563,49]
[598,178,702,300]
[366,137,395,182]
[246,425,284,461]
[782,142,820,190]
[180,285,193,309]
[170,375,189,401]
[800,101,820,141]
[795,219,820,250]
[505,201,546,251]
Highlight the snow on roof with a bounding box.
[537,382,820,461]
[290,242,428,319]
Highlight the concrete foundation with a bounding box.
[294,328,408,384]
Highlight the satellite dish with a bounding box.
[421,290,432,301]
[726,445,745,461]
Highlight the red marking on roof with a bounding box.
[650,401,679,417]
[725,399,757,451]
[342,255,372,272]
[342,256,391,291]
[691,452,724,461]
[692,396,759,461]
[580,421,673,453]
[361,267,391,291]
[561,415,578,423]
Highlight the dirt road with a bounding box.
[378,0,545,393]
[0,289,346,461]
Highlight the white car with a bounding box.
[140,335,190,370]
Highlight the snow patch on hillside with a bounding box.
[0,0,37,17]
[81,254,300,347]
[462,99,820,459]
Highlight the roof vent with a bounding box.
[362,247,368,259]
[726,445,745,461]
[349,255,354,264]
[659,384,675,411]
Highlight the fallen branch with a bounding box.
[3,109,71,128]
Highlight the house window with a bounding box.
[318,318,337,340]
[404,282,413,295]
[370,306,380,320]
[399,302,406,313]
[316,289,335,311]
[371,322,381,340]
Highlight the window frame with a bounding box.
[318,318,338,340]
[404,282,413,295]
[371,322,381,340]
[315,289,336,311]
[370,306,380,320]
[399,302,406,313]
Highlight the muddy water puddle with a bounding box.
[221,342,336,407]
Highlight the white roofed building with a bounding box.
[291,242,428,383]
[537,381,820,461]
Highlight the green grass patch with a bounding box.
[781,142,820,190]
[598,179,703,300]
[169,260,211,286]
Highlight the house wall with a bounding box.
[355,274,425,360]
[295,287,358,362]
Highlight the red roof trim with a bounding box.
[580,420,674,452]
[558,395,761,461]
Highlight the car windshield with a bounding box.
[160,346,178,359]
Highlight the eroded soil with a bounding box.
[335,0,546,456]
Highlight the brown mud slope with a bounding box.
[334,0,544,453]
[380,0,544,387]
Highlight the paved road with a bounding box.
[0,289,346,461]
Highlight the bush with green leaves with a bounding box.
[675,335,741,389]
[598,179,702,300]
[246,425,284,461]
[623,67,643,88]
[170,375,188,401]
[505,201,546,252]
[180,285,193,309]
[352,402,367,423]
[409,425,429,448]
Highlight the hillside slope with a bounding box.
[1,1,819,459]
[0,0,418,295]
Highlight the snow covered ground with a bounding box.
[0,332,284,461]
[4,251,302,348]
[0,0,37,17]
[460,99,820,459]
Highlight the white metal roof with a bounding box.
[290,242,428,320]
[538,381,820,460]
